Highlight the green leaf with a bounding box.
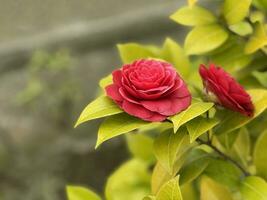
[96,113,149,148]
[179,149,210,185]
[240,176,267,200]
[229,21,253,36]
[211,39,252,72]
[223,0,252,25]
[153,128,190,174]
[99,74,112,89]
[75,96,123,127]
[217,129,239,150]
[181,183,198,200]
[126,133,155,163]
[200,176,233,200]
[254,130,267,180]
[204,159,242,188]
[170,100,214,133]
[161,38,190,78]
[105,159,151,200]
[143,196,156,200]
[170,6,217,26]
[214,89,267,134]
[151,162,173,195]
[253,71,267,87]
[245,22,267,54]
[187,0,198,7]
[66,186,101,200]
[185,24,229,55]
[156,176,183,200]
[232,127,250,168]
[186,116,219,143]
[117,43,160,64]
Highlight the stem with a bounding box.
[196,138,250,177]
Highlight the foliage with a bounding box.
[70,0,267,199]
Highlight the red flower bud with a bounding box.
[199,64,254,116]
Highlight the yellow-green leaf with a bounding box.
[253,71,267,87]
[96,113,149,148]
[180,149,210,185]
[187,0,198,7]
[254,130,267,180]
[105,159,151,200]
[240,176,267,200]
[200,176,233,200]
[245,22,267,54]
[170,100,214,133]
[66,186,101,200]
[75,96,123,127]
[161,38,190,78]
[232,127,250,168]
[185,24,229,55]
[186,116,219,143]
[156,176,183,200]
[223,0,252,25]
[170,6,216,26]
[99,74,112,89]
[214,89,267,134]
[229,21,253,36]
[117,43,160,64]
[151,162,173,195]
[153,128,190,174]
[126,133,155,163]
[204,159,241,188]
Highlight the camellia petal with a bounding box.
[105,59,192,122]
[199,63,254,116]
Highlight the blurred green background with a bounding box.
[0,0,212,199]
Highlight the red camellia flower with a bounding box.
[199,63,254,116]
[105,59,192,122]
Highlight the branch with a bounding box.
[196,138,250,177]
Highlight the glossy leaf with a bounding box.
[214,89,267,134]
[185,24,229,55]
[156,176,183,200]
[105,159,151,200]
[151,162,173,195]
[200,176,233,200]
[99,74,113,89]
[254,130,267,180]
[126,133,155,163]
[180,149,210,185]
[161,38,190,78]
[143,196,156,200]
[223,0,252,25]
[232,127,250,167]
[153,128,190,174]
[96,113,149,148]
[186,116,219,143]
[253,71,267,87]
[245,22,267,54]
[229,21,253,36]
[170,100,214,133]
[204,159,241,188]
[240,176,267,200]
[66,186,101,200]
[117,43,160,64]
[170,6,216,26]
[75,96,123,127]
[211,40,252,72]
[187,0,198,7]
